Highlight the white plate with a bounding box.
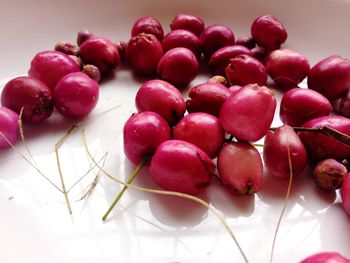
[1,0,350,262]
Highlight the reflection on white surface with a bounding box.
[1,0,350,262]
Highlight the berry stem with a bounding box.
[271,126,350,146]
[102,157,147,221]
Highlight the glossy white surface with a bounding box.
[1,0,350,262]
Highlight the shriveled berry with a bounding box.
[54,41,79,56]
[131,16,164,40]
[82,64,101,82]
[126,33,163,75]
[313,159,347,191]
[1,76,53,124]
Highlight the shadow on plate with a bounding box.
[208,179,255,218]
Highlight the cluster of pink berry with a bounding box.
[0,12,350,262]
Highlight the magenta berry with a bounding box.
[149,140,214,195]
[0,107,19,149]
[300,252,350,263]
[263,125,308,179]
[28,50,80,90]
[79,36,120,73]
[162,29,201,57]
[313,159,347,191]
[200,24,235,58]
[186,82,232,117]
[299,115,350,161]
[308,55,350,101]
[220,84,276,142]
[157,47,199,87]
[131,16,164,40]
[339,91,350,117]
[53,72,99,118]
[123,111,170,165]
[251,46,268,64]
[280,88,332,127]
[218,141,263,195]
[208,45,252,75]
[342,174,350,217]
[115,41,127,64]
[235,36,256,49]
[126,33,163,75]
[77,29,94,46]
[135,79,186,125]
[173,112,225,158]
[251,14,287,51]
[1,76,53,124]
[170,14,205,37]
[225,54,267,86]
[266,49,310,88]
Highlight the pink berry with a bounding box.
[200,24,235,58]
[79,36,120,73]
[186,82,232,117]
[266,49,310,88]
[341,174,350,217]
[157,47,199,87]
[280,88,332,127]
[235,36,256,49]
[28,50,80,90]
[263,125,308,179]
[162,29,201,57]
[208,45,252,75]
[123,111,170,165]
[173,112,225,158]
[170,14,205,37]
[251,14,287,51]
[53,72,99,118]
[135,79,186,125]
[149,140,214,195]
[218,141,263,195]
[308,55,350,101]
[1,76,53,124]
[131,16,164,40]
[220,84,276,141]
[0,107,19,149]
[126,33,163,75]
[225,54,267,86]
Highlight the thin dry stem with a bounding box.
[52,104,121,214]
[54,125,79,215]
[271,126,350,147]
[0,131,62,193]
[269,140,293,263]
[82,129,249,263]
[76,153,108,201]
[67,153,108,193]
[18,108,38,167]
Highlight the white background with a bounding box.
[0,0,350,262]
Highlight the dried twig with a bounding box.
[269,139,293,263]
